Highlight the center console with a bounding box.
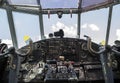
[44,60,78,83]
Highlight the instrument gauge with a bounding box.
[81,43,88,51]
[37,43,41,49]
[80,52,87,58]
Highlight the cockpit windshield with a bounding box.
[0,0,120,48]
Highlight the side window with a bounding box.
[0,9,13,47]
[13,12,41,48]
[81,8,109,44]
[109,4,120,45]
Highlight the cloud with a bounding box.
[81,23,87,29]
[1,39,13,48]
[45,34,49,38]
[88,24,99,31]
[45,22,100,38]
[51,21,77,38]
[75,24,77,28]
[2,39,12,44]
[81,23,100,31]
[116,29,120,40]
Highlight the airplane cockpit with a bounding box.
[0,0,120,83]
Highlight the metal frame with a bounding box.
[77,13,81,38]
[39,13,45,39]
[4,1,24,83]
[102,5,114,83]
[0,0,119,15]
[6,6,18,49]
[105,6,113,45]
[6,9,18,83]
[77,0,82,38]
[4,1,19,83]
[37,0,45,39]
[100,51,114,83]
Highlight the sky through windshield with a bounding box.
[0,0,120,48]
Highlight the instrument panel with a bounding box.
[19,38,104,83]
[1,38,120,83]
[33,38,100,63]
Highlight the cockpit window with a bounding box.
[8,0,112,10]
[41,0,79,9]
[0,0,119,47]
[81,0,109,8]
[12,12,41,48]
[81,8,109,44]
[109,4,120,45]
[0,9,13,47]
[8,0,38,5]
[8,0,79,8]
[43,14,77,38]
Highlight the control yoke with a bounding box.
[0,40,33,58]
[84,35,120,83]
[84,35,120,55]
[84,35,105,54]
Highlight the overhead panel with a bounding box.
[40,0,79,9]
[6,0,118,14]
[8,0,79,8]
[81,0,114,12]
[8,0,38,6]
[8,0,115,9]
